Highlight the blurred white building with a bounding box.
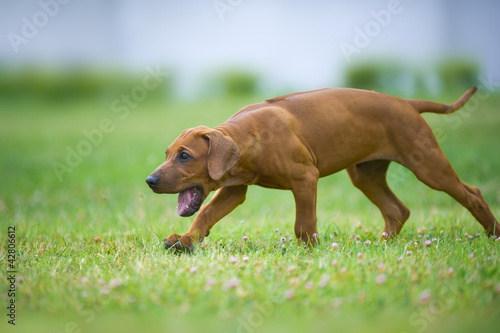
[1,0,499,97]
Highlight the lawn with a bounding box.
[1,91,500,333]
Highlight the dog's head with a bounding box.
[146,126,240,217]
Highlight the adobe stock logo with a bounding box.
[7,0,72,54]
[213,0,244,21]
[339,0,406,63]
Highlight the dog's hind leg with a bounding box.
[347,160,411,238]
[400,130,500,238]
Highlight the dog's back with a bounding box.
[227,88,476,175]
[228,88,417,174]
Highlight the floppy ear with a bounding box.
[203,130,240,181]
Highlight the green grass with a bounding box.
[1,92,500,333]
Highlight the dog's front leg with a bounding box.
[291,168,320,246]
[164,185,248,252]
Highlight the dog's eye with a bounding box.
[178,152,191,161]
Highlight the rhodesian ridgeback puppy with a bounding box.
[146,87,500,251]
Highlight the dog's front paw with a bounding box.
[164,233,195,253]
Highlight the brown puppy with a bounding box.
[146,87,500,251]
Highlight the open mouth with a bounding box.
[177,186,203,217]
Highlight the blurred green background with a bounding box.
[1,1,500,332]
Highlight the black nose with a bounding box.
[145,175,159,187]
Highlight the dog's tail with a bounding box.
[408,87,477,114]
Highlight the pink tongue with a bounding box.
[177,188,194,216]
